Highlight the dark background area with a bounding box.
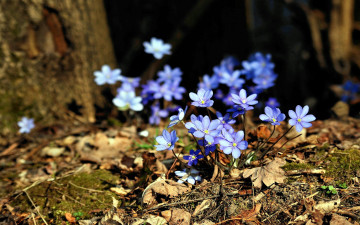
[104,0,360,120]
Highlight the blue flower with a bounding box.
[253,71,277,90]
[149,104,168,125]
[288,105,316,132]
[259,106,286,125]
[198,74,219,90]
[231,89,258,110]
[93,65,122,85]
[185,114,204,134]
[227,106,246,118]
[143,37,171,59]
[251,53,275,76]
[168,106,188,128]
[342,80,360,102]
[198,138,216,155]
[189,89,214,107]
[18,117,35,133]
[121,77,140,89]
[219,70,245,89]
[219,129,248,158]
[183,149,204,166]
[154,130,179,151]
[266,97,280,108]
[216,112,235,130]
[191,116,221,143]
[175,169,201,185]
[157,65,182,83]
[168,78,186,100]
[113,91,143,111]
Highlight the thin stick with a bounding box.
[166,157,178,179]
[69,181,104,193]
[259,126,294,159]
[24,190,48,225]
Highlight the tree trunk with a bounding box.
[0,0,116,134]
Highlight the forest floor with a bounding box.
[1,114,360,225]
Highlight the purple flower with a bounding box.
[191,116,221,142]
[227,106,246,118]
[288,105,316,132]
[93,65,122,85]
[266,97,280,108]
[149,104,168,125]
[198,138,216,155]
[121,77,140,89]
[143,37,171,59]
[175,169,201,185]
[231,89,258,110]
[157,65,182,83]
[198,74,219,90]
[168,78,186,100]
[252,52,275,76]
[253,71,277,90]
[183,149,204,166]
[219,129,248,158]
[154,130,179,151]
[259,106,286,126]
[185,114,204,134]
[113,91,143,111]
[219,70,245,89]
[168,106,188,128]
[216,112,235,130]
[117,83,134,92]
[189,89,214,107]
[214,89,225,100]
[18,117,35,133]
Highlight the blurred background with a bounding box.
[0,0,359,135]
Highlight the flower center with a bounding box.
[233,143,237,147]
[208,142,212,145]
[272,118,276,122]
[192,155,196,159]
[201,100,205,104]
[204,130,209,134]
[262,62,266,67]
[222,121,225,124]
[167,142,171,147]
[297,118,302,122]
[106,73,111,79]
[242,99,246,104]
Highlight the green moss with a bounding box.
[282,162,315,171]
[11,169,120,224]
[324,148,360,183]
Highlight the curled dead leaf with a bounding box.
[161,208,191,225]
[257,125,271,139]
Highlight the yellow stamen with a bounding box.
[297,118,302,122]
[192,155,196,159]
[204,130,209,134]
[233,143,237,147]
[167,143,171,147]
[242,100,246,104]
[201,100,205,104]
[272,118,276,122]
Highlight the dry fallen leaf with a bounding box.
[257,125,271,139]
[142,177,190,205]
[161,208,191,225]
[243,157,286,188]
[65,212,76,223]
[330,213,353,225]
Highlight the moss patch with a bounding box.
[12,169,120,223]
[282,162,316,171]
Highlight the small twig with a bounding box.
[259,126,294,159]
[31,213,37,225]
[166,157,178,179]
[68,181,104,193]
[285,169,326,175]
[24,190,48,225]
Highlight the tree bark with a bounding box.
[0,0,116,134]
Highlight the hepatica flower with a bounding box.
[189,89,214,107]
[231,89,258,110]
[259,106,286,126]
[198,138,216,155]
[198,74,219,91]
[219,70,245,89]
[157,65,182,83]
[149,104,168,125]
[185,114,204,134]
[175,169,201,185]
[168,106,188,128]
[192,116,221,143]
[113,91,143,111]
[18,117,35,133]
[216,112,235,130]
[93,65,122,85]
[143,37,171,59]
[154,130,179,151]
[288,105,316,132]
[266,97,280,108]
[219,129,248,158]
[183,149,204,166]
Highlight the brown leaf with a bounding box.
[257,125,271,139]
[233,203,261,221]
[161,208,191,225]
[330,213,353,225]
[142,178,190,205]
[65,212,76,223]
[243,158,286,188]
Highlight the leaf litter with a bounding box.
[0,117,360,224]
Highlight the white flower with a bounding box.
[113,91,143,111]
[143,37,171,59]
[18,117,35,133]
[175,169,201,185]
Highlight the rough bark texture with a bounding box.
[0,0,116,134]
